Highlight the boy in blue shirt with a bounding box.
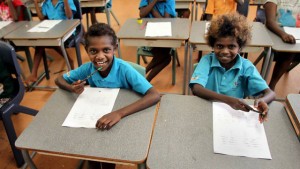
[55,23,160,130]
[139,0,176,82]
[55,23,160,169]
[189,13,275,123]
[26,0,76,83]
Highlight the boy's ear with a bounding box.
[114,43,118,50]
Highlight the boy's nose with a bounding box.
[96,52,105,59]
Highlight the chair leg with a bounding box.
[16,105,38,116]
[175,50,180,67]
[105,7,111,26]
[75,43,82,66]
[110,10,120,26]
[287,62,299,72]
[142,56,148,64]
[172,54,176,85]
[2,109,25,167]
[137,53,141,65]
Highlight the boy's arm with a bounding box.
[95,87,161,130]
[191,83,252,112]
[55,76,85,94]
[63,0,73,19]
[34,0,45,20]
[6,0,18,21]
[139,0,162,18]
[254,88,276,123]
[264,2,296,44]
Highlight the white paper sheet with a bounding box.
[27,20,62,32]
[213,102,272,159]
[0,21,12,29]
[62,87,120,128]
[283,26,300,43]
[145,22,172,37]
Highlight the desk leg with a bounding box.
[117,39,122,59]
[188,44,194,95]
[105,6,111,26]
[191,2,194,21]
[261,47,271,80]
[60,42,72,71]
[22,150,37,169]
[183,41,188,95]
[137,162,146,169]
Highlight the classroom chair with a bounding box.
[0,41,38,167]
[136,47,180,85]
[127,61,146,77]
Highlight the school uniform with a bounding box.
[205,0,237,17]
[41,0,76,19]
[189,53,269,98]
[139,0,177,18]
[63,56,153,95]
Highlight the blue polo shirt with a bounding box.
[42,0,76,19]
[139,0,176,18]
[63,56,152,95]
[189,53,269,98]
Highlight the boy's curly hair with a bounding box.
[206,13,252,48]
[84,23,117,48]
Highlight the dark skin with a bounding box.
[55,35,161,130]
[139,0,170,18]
[191,36,276,123]
[264,2,296,44]
[34,0,73,20]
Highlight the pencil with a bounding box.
[81,67,102,82]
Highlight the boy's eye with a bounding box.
[228,45,237,50]
[216,45,223,49]
[103,48,111,53]
[89,49,98,55]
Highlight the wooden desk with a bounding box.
[147,94,300,169]
[286,94,300,140]
[0,21,26,39]
[4,20,79,73]
[15,89,157,169]
[117,18,190,95]
[188,21,273,85]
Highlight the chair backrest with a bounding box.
[236,0,249,17]
[0,41,23,100]
[126,61,146,77]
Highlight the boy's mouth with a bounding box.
[96,61,108,67]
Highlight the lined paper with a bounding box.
[62,87,120,128]
[213,102,272,159]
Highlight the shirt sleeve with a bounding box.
[189,54,212,89]
[165,0,176,17]
[139,0,148,9]
[205,0,215,14]
[63,64,90,84]
[244,61,269,96]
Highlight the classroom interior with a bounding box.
[1,0,300,168]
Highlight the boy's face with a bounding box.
[86,35,116,76]
[213,36,240,70]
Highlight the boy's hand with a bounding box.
[95,111,122,130]
[71,80,85,94]
[254,99,269,123]
[280,33,296,44]
[227,98,250,112]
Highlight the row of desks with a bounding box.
[16,89,300,169]
[117,18,300,95]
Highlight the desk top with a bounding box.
[267,29,300,52]
[117,18,190,40]
[4,20,79,40]
[0,21,26,39]
[147,94,300,169]
[286,94,300,137]
[189,21,273,47]
[16,89,157,164]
